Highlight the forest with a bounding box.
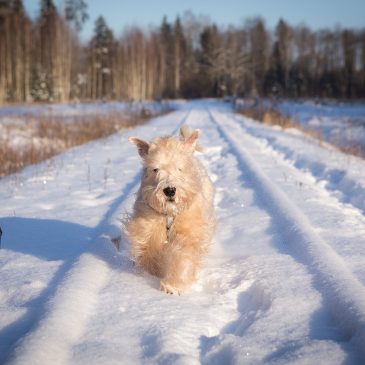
[0,0,365,104]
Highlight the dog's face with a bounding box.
[129,129,202,215]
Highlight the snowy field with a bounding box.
[0,100,167,118]
[0,100,365,364]
[0,100,168,155]
[277,100,365,157]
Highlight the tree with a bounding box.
[199,24,222,96]
[32,0,73,102]
[1,8,365,103]
[314,28,343,97]
[159,16,174,97]
[40,0,56,18]
[246,18,269,97]
[64,0,88,32]
[173,17,186,97]
[224,27,248,97]
[88,16,115,99]
[292,25,315,97]
[271,19,293,96]
[0,0,32,102]
[342,29,356,98]
[361,30,365,97]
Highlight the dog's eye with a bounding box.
[153,168,159,173]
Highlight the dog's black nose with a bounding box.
[163,187,176,198]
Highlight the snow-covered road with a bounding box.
[1,101,365,364]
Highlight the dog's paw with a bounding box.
[160,281,182,295]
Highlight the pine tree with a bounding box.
[64,0,88,32]
[0,0,11,8]
[12,0,24,11]
[272,19,292,96]
[361,31,365,97]
[160,16,174,97]
[88,16,115,99]
[40,0,56,18]
[247,18,269,96]
[33,0,73,102]
[342,29,356,98]
[199,24,222,96]
[173,17,186,97]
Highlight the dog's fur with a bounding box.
[124,127,215,294]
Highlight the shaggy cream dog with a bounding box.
[125,127,215,295]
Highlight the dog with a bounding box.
[124,127,215,295]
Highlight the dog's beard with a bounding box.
[141,185,193,215]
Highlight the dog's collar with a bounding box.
[166,215,174,231]
[164,215,175,244]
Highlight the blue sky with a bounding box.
[25,0,365,40]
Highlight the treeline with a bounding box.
[1,0,365,104]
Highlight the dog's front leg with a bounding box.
[126,215,166,277]
[160,234,199,295]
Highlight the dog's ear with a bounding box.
[180,127,204,152]
[179,126,191,141]
[183,129,200,152]
[129,137,149,157]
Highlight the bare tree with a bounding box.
[0,0,32,102]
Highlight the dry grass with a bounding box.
[337,144,364,157]
[0,108,169,178]
[239,105,297,129]
[239,104,325,143]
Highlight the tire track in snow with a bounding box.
[232,113,365,215]
[4,110,192,365]
[209,110,365,359]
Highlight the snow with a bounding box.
[0,100,170,157]
[277,100,365,157]
[1,100,365,364]
[0,100,168,118]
